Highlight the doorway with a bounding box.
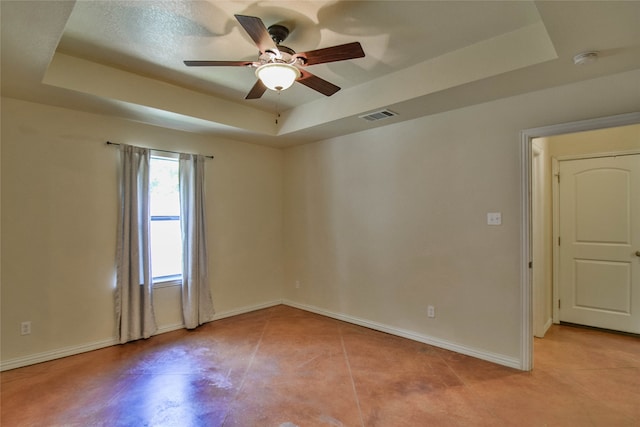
[556,154,640,333]
[520,113,640,371]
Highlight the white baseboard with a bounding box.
[2,299,521,372]
[155,323,185,335]
[1,300,283,372]
[212,299,283,321]
[0,338,119,372]
[543,317,553,335]
[283,299,522,370]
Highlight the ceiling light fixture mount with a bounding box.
[573,51,599,66]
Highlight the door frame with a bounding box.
[519,111,640,371]
[531,143,547,337]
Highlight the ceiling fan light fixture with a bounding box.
[255,63,300,91]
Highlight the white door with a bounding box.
[558,154,640,333]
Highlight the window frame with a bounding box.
[149,154,182,287]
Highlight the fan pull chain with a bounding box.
[275,90,281,125]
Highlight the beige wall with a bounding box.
[2,68,639,369]
[1,98,284,364]
[283,70,640,361]
[546,123,640,158]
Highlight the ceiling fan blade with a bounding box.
[245,79,268,99]
[294,42,365,66]
[297,70,341,96]
[234,14,278,54]
[184,60,255,67]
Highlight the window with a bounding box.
[150,156,182,284]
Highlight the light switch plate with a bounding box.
[487,212,502,225]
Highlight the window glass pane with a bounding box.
[150,219,182,278]
[150,157,182,281]
[150,157,180,217]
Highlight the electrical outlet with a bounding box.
[487,212,502,225]
[295,280,300,289]
[427,305,435,318]
[21,321,31,335]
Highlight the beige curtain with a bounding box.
[115,145,157,343]
[179,153,215,328]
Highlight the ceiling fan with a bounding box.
[184,14,365,99]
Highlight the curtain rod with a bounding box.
[106,141,214,159]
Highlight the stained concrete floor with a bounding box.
[2,305,639,426]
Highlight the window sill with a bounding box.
[153,278,182,289]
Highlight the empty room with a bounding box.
[1,1,639,426]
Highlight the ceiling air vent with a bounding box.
[359,109,398,122]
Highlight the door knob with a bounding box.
[636,251,640,257]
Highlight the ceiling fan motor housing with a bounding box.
[268,24,290,44]
[259,47,297,65]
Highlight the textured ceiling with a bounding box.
[2,1,639,146]
[56,1,542,109]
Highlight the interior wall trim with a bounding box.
[0,338,120,372]
[282,300,521,370]
[2,297,524,371]
[211,300,283,321]
[0,299,284,372]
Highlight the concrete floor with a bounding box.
[2,305,639,426]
